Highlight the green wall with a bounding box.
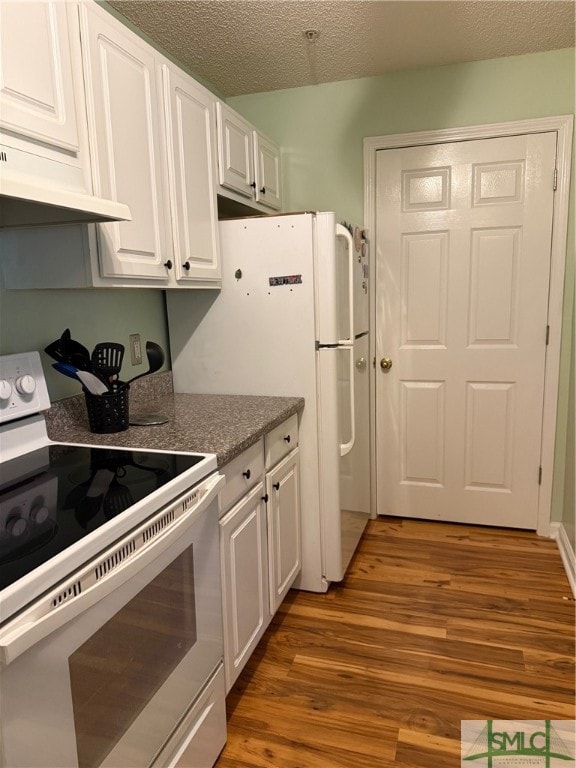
[229,47,576,536]
[0,284,169,401]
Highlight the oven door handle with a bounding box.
[0,472,225,667]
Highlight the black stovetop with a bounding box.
[0,444,204,591]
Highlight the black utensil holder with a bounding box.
[84,383,130,434]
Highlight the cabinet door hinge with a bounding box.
[546,325,550,346]
[538,466,543,485]
[553,168,558,191]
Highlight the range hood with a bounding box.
[0,176,132,228]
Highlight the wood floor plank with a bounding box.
[215,518,575,767]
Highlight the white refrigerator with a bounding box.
[167,212,370,592]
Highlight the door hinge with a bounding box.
[546,325,550,345]
[553,168,558,191]
[538,466,543,485]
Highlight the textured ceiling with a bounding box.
[106,1,575,97]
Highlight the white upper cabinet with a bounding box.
[0,0,95,203]
[0,2,79,153]
[216,101,282,211]
[216,102,254,200]
[76,2,220,287]
[254,131,282,211]
[162,64,220,286]
[79,2,172,282]
[1,1,281,287]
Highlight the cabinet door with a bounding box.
[254,132,282,210]
[220,482,270,693]
[79,3,171,281]
[162,64,221,286]
[266,448,301,614]
[216,102,254,199]
[0,2,79,153]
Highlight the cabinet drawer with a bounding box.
[265,414,299,469]
[220,440,264,515]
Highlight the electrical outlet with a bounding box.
[129,333,142,365]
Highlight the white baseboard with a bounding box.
[550,522,576,598]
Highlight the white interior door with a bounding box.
[375,132,556,529]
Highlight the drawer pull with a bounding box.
[261,494,269,503]
[283,435,291,443]
[242,469,251,480]
[272,482,280,491]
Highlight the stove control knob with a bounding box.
[31,504,49,525]
[0,379,12,401]
[15,375,36,395]
[6,514,27,537]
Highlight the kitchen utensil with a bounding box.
[44,340,67,364]
[76,370,110,396]
[45,329,92,371]
[52,363,110,395]
[91,342,124,382]
[60,329,91,367]
[52,361,81,381]
[126,341,164,385]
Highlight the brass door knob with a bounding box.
[380,357,393,371]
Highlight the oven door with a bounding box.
[0,472,225,768]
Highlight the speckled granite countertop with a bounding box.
[45,372,304,467]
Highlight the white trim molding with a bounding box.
[550,523,576,598]
[364,116,574,537]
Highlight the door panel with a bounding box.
[375,132,556,529]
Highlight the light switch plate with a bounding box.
[129,334,142,366]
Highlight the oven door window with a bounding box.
[69,547,197,768]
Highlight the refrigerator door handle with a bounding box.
[340,345,356,457]
[335,224,354,344]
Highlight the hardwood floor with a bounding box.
[215,518,575,767]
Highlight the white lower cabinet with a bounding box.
[266,448,301,614]
[220,481,270,692]
[219,416,301,693]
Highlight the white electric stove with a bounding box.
[0,351,227,768]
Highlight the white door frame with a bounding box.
[364,115,574,536]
